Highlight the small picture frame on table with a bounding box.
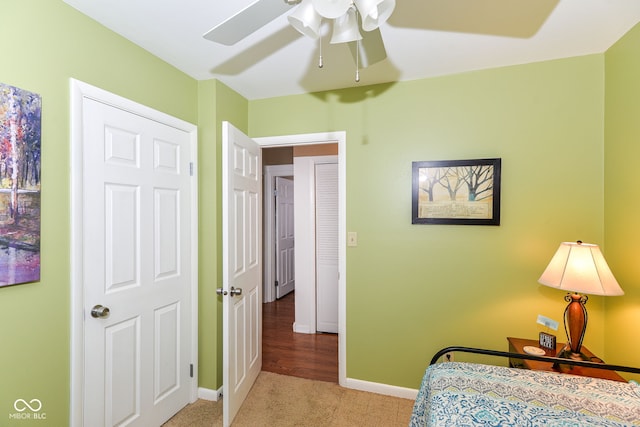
[539,332,556,350]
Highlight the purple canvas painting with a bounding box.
[0,83,41,287]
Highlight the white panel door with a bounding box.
[222,122,262,427]
[82,98,193,426]
[315,162,339,333]
[275,176,295,299]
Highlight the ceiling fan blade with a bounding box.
[348,28,387,68]
[203,0,295,45]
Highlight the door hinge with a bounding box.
[190,364,194,378]
[189,162,194,176]
[275,280,279,287]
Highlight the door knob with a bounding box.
[216,287,242,297]
[91,305,110,319]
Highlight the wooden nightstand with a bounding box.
[507,337,626,382]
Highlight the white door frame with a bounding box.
[263,164,294,304]
[255,132,346,386]
[69,79,199,426]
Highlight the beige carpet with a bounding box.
[163,371,414,426]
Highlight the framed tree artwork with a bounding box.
[0,83,41,287]
[412,158,501,225]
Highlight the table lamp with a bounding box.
[538,241,624,359]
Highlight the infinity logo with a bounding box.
[14,399,42,412]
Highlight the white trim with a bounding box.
[69,79,199,427]
[263,164,294,303]
[292,323,313,334]
[198,387,222,402]
[254,131,347,387]
[342,378,418,401]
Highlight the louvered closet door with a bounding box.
[315,162,338,333]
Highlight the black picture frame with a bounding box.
[412,158,501,225]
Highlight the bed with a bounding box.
[410,347,640,426]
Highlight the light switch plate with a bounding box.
[347,231,358,247]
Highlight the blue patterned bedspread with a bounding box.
[409,362,640,426]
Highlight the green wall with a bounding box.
[197,80,218,390]
[604,23,640,370]
[4,0,638,424]
[250,55,609,388]
[1,1,199,424]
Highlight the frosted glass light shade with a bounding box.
[538,241,624,296]
[312,0,352,19]
[354,0,395,31]
[348,27,386,67]
[288,0,323,39]
[330,8,362,44]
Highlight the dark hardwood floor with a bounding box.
[262,292,338,383]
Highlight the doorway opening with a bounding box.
[262,145,338,382]
[256,132,346,386]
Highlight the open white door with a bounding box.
[275,176,295,299]
[221,121,262,427]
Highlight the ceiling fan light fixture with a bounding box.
[348,27,386,68]
[330,7,362,44]
[354,0,395,31]
[312,0,352,19]
[288,0,323,39]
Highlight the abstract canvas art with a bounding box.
[0,83,41,287]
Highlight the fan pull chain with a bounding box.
[318,35,323,68]
[355,39,360,82]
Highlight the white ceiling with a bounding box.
[63,0,640,100]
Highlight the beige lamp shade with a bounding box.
[538,241,624,296]
[288,0,323,39]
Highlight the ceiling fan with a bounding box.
[203,0,395,78]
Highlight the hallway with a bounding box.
[262,292,338,383]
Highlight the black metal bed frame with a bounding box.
[430,346,640,375]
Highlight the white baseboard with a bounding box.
[342,377,418,400]
[198,386,222,401]
[292,322,313,334]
